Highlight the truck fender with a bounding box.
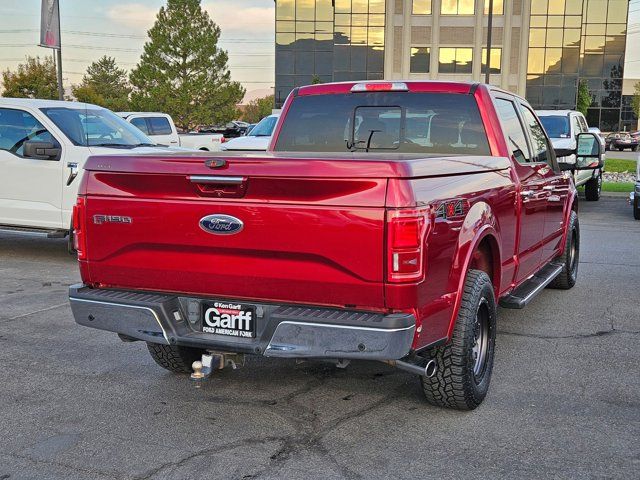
[445,201,501,340]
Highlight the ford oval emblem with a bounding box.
[199,214,244,235]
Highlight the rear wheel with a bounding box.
[634,196,640,220]
[584,170,602,201]
[146,342,206,374]
[420,270,496,410]
[549,210,579,289]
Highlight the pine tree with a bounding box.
[72,56,131,110]
[129,0,245,130]
[576,80,591,117]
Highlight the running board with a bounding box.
[499,263,563,309]
[0,225,67,237]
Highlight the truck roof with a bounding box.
[536,110,582,117]
[117,112,171,119]
[0,97,102,110]
[296,80,478,97]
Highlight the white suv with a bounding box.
[537,110,604,201]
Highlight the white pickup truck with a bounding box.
[117,112,224,151]
[0,98,188,238]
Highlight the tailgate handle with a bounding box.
[188,175,244,185]
[188,175,247,198]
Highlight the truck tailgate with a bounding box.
[81,154,390,309]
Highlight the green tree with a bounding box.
[1,56,58,99]
[311,75,323,84]
[631,81,640,129]
[576,79,591,116]
[241,95,274,123]
[72,56,131,110]
[129,0,245,130]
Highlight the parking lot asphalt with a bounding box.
[0,197,639,480]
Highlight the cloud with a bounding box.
[106,3,158,30]
[204,2,274,37]
[106,1,274,37]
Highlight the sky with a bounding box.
[0,0,275,101]
[1,0,639,102]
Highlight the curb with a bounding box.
[600,191,631,198]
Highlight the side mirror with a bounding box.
[554,132,603,171]
[23,141,61,160]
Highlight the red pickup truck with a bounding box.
[69,81,602,410]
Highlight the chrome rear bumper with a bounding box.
[69,284,415,361]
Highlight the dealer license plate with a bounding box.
[201,301,256,338]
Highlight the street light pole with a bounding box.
[56,1,63,100]
[485,0,494,85]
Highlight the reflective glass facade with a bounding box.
[526,0,629,131]
[275,0,386,107]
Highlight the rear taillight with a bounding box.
[386,207,430,283]
[220,136,226,143]
[72,196,87,260]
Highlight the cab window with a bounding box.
[571,115,582,136]
[494,98,531,164]
[521,106,551,165]
[0,108,56,157]
[130,117,150,135]
[148,117,173,135]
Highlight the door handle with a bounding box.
[520,190,535,199]
[66,162,79,186]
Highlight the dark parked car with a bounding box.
[198,121,251,138]
[605,132,639,151]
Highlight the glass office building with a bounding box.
[526,0,629,131]
[275,0,386,106]
[274,0,631,130]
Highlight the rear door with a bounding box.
[0,107,64,229]
[520,104,571,262]
[494,98,547,281]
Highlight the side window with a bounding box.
[494,98,531,164]
[571,115,582,137]
[521,106,551,165]
[0,108,55,157]
[578,115,589,132]
[148,117,173,135]
[130,117,150,135]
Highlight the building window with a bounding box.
[483,0,503,15]
[410,47,430,73]
[441,0,474,15]
[412,0,432,15]
[439,47,473,73]
[481,48,501,74]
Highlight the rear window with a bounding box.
[274,92,490,155]
[539,115,570,138]
[148,116,173,135]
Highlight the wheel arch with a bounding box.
[445,202,502,340]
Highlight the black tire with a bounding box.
[618,147,624,151]
[548,210,579,289]
[146,342,206,374]
[584,170,602,201]
[420,270,497,410]
[634,196,640,220]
